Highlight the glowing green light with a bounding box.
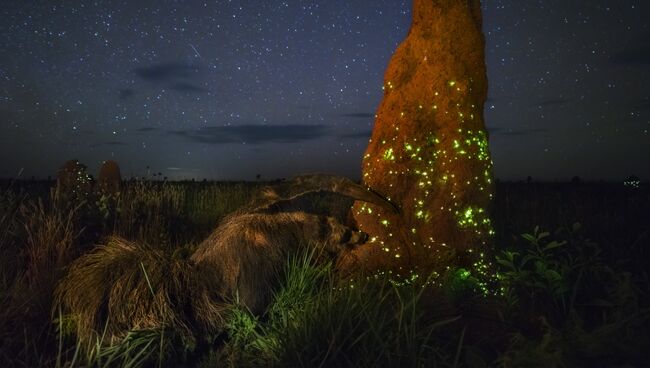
[383,148,395,161]
[457,268,471,280]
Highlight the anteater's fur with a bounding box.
[191,211,368,314]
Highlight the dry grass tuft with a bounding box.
[0,196,82,365]
[22,200,81,295]
[55,236,229,351]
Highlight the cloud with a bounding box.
[339,130,372,139]
[133,62,200,82]
[137,127,160,133]
[339,112,375,119]
[536,98,570,107]
[169,82,208,93]
[173,124,330,144]
[489,127,549,136]
[131,62,207,95]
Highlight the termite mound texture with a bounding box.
[98,160,121,194]
[351,0,494,276]
[56,159,92,197]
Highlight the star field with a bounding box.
[1,1,648,181]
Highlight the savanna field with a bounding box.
[0,181,650,367]
[0,179,649,367]
[3,0,649,367]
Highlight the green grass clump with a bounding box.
[207,250,474,368]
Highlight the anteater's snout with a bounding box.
[349,230,369,245]
[359,231,369,243]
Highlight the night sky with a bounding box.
[1,1,648,181]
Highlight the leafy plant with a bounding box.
[496,225,576,318]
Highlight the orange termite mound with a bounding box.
[98,160,122,194]
[348,0,495,277]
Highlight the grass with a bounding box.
[0,179,648,367]
[207,251,469,367]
